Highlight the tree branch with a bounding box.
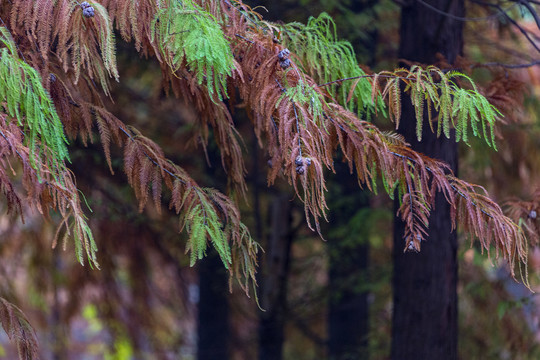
[417,0,517,22]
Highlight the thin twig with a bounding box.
[516,0,540,32]
[235,33,254,44]
[320,59,540,88]
[292,103,302,157]
[223,0,262,29]
[318,74,410,87]
[471,0,540,53]
[472,59,540,69]
[417,0,517,21]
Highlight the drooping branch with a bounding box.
[47,73,260,294]
[222,1,528,274]
[0,0,531,287]
[0,298,39,360]
[0,114,98,268]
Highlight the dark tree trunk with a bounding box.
[328,2,378,358]
[392,1,463,359]
[328,163,370,360]
[258,194,293,360]
[197,137,231,360]
[197,251,230,360]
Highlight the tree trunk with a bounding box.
[328,1,378,358]
[197,251,230,360]
[258,194,293,360]
[392,1,463,359]
[328,163,370,360]
[197,139,231,360]
[51,254,67,360]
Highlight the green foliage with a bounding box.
[448,72,500,149]
[279,13,378,117]
[182,188,232,269]
[104,337,133,360]
[82,304,103,333]
[1,28,98,269]
[0,27,69,176]
[73,216,99,267]
[280,80,326,126]
[377,66,501,148]
[151,0,235,100]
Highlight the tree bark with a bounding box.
[392,0,463,359]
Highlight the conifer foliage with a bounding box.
[0,298,38,359]
[0,1,532,357]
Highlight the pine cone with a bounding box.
[80,1,91,9]
[407,242,417,251]
[83,6,95,18]
[280,59,291,69]
[277,48,290,60]
[295,155,304,166]
[296,165,305,175]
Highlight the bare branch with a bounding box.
[417,0,517,21]
[471,0,540,53]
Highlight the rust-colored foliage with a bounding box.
[0,298,39,359]
[1,0,530,284]
[507,187,540,246]
[0,0,534,355]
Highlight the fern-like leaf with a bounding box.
[54,1,119,95]
[371,66,502,147]
[151,0,235,101]
[0,298,39,360]
[279,13,379,117]
[0,27,69,178]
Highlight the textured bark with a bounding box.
[391,0,463,359]
[328,163,370,360]
[258,194,293,360]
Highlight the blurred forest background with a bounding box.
[2,0,540,359]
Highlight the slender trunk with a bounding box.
[197,138,230,360]
[51,253,67,360]
[391,1,463,359]
[328,1,378,357]
[328,163,370,360]
[197,251,230,360]
[258,194,293,360]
